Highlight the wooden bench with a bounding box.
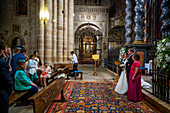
[54,63,73,72]
[46,71,59,85]
[29,78,66,113]
[74,71,83,80]
[9,91,28,105]
[46,66,69,85]
[54,63,73,79]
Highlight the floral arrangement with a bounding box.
[118,47,126,62]
[155,36,170,71]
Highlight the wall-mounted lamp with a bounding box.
[40,11,49,24]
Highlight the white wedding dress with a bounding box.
[114,70,128,94]
[114,61,128,94]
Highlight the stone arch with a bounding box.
[74,23,102,35]
[6,33,27,48]
[74,23,103,63]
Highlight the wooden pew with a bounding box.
[54,63,73,72]
[46,71,59,85]
[46,66,69,85]
[54,63,73,79]
[29,78,66,113]
[9,91,28,104]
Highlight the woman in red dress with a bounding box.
[127,54,142,102]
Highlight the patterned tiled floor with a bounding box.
[10,64,163,113]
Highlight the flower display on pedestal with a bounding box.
[118,47,127,62]
[156,36,170,71]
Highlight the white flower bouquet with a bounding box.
[118,47,126,62]
[155,36,170,71]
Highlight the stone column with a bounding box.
[57,0,64,62]
[133,0,145,44]
[38,0,45,63]
[44,0,52,64]
[63,0,68,62]
[35,0,39,51]
[27,0,31,55]
[52,0,57,63]
[68,0,74,58]
[161,0,170,38]
[31,1,36,53]
[125,0,132,45]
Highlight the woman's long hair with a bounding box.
[17,60,26,71]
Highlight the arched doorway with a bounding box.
[75,24,102,64]
[7,33,26,49]
[12,37,25,49]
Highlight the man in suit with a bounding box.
[126,49,134,82]
[0,40,13,113]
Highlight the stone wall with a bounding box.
[74,5,109,62]
[0,0,74,65]
[0,0,28,49]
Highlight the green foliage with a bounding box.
[155,36,170,71]
[118,47,127,62]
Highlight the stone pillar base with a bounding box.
[124,43,131,46]
[133,40,147,44]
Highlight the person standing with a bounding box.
[11,48,26,78]
[119,53,126,76]
[127,54,142,102]
[0,40,13,113]
[34,51,42,67]
[68,51,78,76]
[115,52,128,94]
[126,49,134,82]
[27,54,38,83]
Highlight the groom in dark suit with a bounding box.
[126,49,134,83]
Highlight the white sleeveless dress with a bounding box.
[114,61,128,94]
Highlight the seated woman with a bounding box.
[14,60,38,102]
[40,61,52,87]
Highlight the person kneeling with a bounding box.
[14,60,38,104]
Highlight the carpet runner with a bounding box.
[47,81,156,113]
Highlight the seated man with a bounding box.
[40,61,52,87]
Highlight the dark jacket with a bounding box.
[126,54,134,73]
[0,58,13,94]
[11,53,26,74]
[37,56,42,66]
[0,58,13,113]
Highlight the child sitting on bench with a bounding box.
[40,61,52,87]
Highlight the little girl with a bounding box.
[27,54,38,83]
[40,61,52,87]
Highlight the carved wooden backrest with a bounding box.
[29,78,65,113]
[54,63,73,71]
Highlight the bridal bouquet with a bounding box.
[155,36,170,71]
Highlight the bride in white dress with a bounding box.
[114,53,152,94]
[115,53,128,94]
